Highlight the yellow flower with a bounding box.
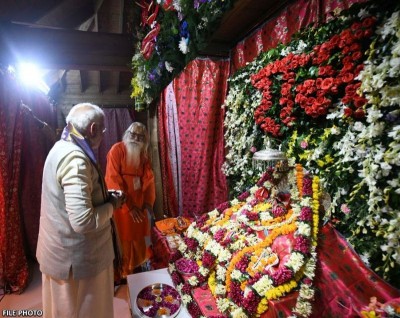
[322,127,331,140]
[317,159,325,167]
[255,202,272,211]
[208,272,216,295]
[360,310,379,318]
[324,154,334,164]
[130,77,143,98]
[257,298,268,315]
[299,152,310,161]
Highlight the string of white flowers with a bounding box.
[355,10,400,272]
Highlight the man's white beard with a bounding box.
[124,140,143,169]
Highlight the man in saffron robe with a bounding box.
[105,122,156,279]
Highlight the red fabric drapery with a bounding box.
[231,0,368,74]
[0,71,29,293]
[20,94,56,259]
[158,58,230,217]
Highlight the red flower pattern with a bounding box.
[251,17,377,137]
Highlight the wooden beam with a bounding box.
[0,22,133,71]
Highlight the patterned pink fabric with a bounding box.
[0,71,29,293]
[158,58,230,217]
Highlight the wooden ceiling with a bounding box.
[0,0,292,108]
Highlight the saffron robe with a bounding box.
[105,142,156,270]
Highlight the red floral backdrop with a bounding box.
[158,58,230,217]
[231,0,367,73]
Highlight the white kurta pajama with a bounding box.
[37,140,115,318]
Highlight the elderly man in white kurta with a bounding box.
[36,103,125,318]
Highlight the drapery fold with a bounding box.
[20,94,56,259]
[158,58,230,217]
[165,83,183,215]
[0,71,29,293]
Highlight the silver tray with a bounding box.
[136,283,182,318]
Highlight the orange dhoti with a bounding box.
[105,142,156,278]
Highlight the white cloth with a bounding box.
[42,264,114,318]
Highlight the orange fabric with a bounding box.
[105,142,155,270]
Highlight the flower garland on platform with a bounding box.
[168,165,321,317]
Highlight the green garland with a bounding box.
[131,0,235,110]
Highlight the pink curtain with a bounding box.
[231,0,367,73]
[0,71,29,293]
[158,58,230,217]
[158,85,180,216]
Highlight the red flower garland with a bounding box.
[251,17,377,137]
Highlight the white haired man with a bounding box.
[36,103,125,318]
[105,122,156,281]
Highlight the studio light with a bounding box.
[17,62,50,95]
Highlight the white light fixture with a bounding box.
[17,62,50,95]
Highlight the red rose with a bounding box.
[317,106,328,116]
[345,85,356,96]
[350,43,361,52]
[321,78,334,90]
[364,29,373,38]
[362,17,376,28]
[352,51,363,61]
[329,34,340,47]
[255,187,270,201]
[344,107,353,117]
[354,108,365,119]
[351,22,362,31]
[279,97,288,106]
[342,96,352,104]
[261,100,273,109]
[287,100,294,108]
[260,117,281,136]
[354,96,368,108]
[354,29,364,40]
[355,64,364,74]
[342,72,355,83]
[335,76,343,86]
[295,93,306,104]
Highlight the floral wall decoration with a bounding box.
[131,0,235,110]
[222,1,400,287]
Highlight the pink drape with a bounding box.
[231,0,368,73]
[158,58,230,217]
[158,84,180,216]
[0,71,29,293]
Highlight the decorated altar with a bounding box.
[159,164,400,317]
